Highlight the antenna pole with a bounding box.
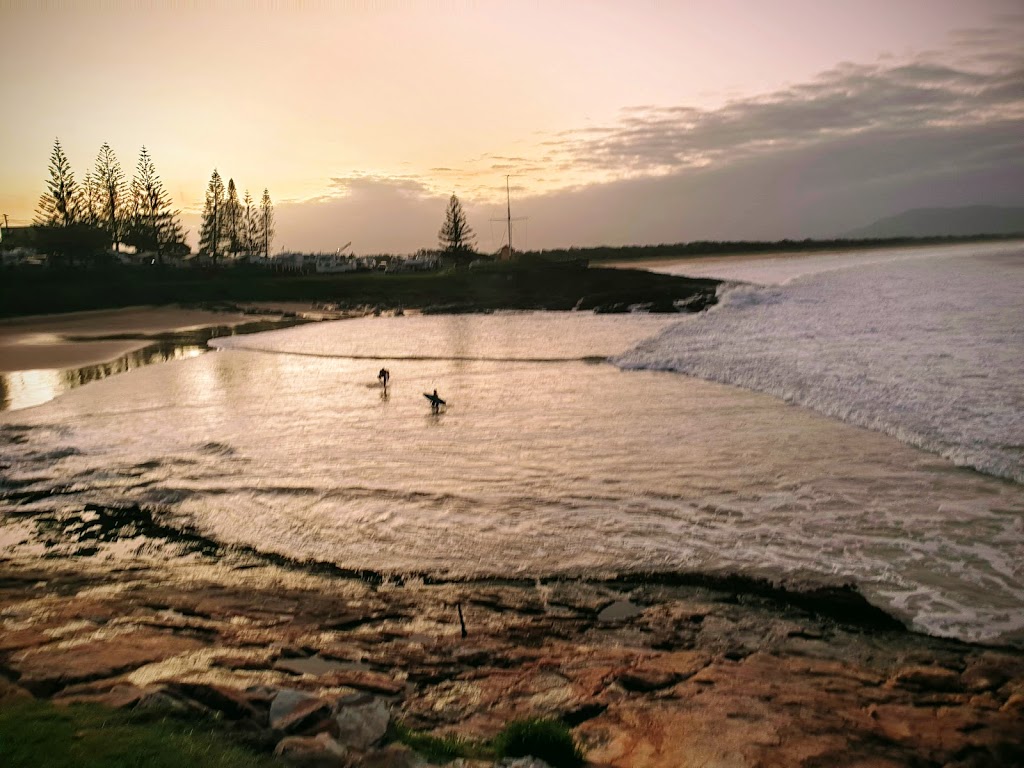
[506,175,512,257]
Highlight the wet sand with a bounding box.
[0,306,273,373]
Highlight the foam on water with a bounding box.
[616,242,1024,483]
[3,282,1024,645]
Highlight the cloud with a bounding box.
[542,49,1024,183]
[220,20,1024,252]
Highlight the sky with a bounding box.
[1,0,1022,254]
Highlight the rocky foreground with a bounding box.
[1,553,1022,768]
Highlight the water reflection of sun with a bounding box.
[1,369,65,411]
[0,346,206,412]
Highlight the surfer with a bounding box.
[425,388,445,413]
[378,368,390,387]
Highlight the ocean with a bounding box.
[1,241,1022,645]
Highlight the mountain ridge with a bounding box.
[845,205,1024,239]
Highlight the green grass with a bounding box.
[391,717,585,767]
[389,722,492,764]
[0,699,275,768]
[0,262,718,318]
[494,718,585,768]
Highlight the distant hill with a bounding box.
[846,206,1024,239]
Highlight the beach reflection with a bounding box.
[0,343,205,411]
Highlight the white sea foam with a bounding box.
[616,242,1024,483]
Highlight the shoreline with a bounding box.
[0,303,351,412]
[0,303,345,373]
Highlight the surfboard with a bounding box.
[423,393,446,406]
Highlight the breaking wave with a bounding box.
[616,244,1024,483]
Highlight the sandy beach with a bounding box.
[0,305,296,373]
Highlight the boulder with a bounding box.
[271,690,335,735]
[318,669,405,696]
[360,744,428,767]
[53,681,145,709]
[274,732,348,765]
[888,665,963,693]
[271,689,323,727]
[10,629,205,697]
[162,682,261,722]
[333,692,391,750]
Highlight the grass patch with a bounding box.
[0,698,275,768]
[390,717,585,766]
[389,722,491,764]
[0,262,718,318]
[494,718,585,768]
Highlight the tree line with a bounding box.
[198,170,274,263]
[31,138,275,268]
[35,138,186,266]
[32,137,484,271]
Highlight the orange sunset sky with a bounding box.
[2,0,1022,254]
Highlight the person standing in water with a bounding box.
[378,368,390,387]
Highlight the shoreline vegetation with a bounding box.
[3,233,1020,322]
[0,261,720,319]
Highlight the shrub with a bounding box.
[493,717,584,768]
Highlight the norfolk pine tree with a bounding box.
[94,142,128,253]
[35,138,79,228]
[127,146,184,265]
[199,170,227,263]
[34,138,106,266]
[438,193,475,265]
[258,188,275,258]
[224,178,243,259]
[79,171,101,227]
[243,189,259,259]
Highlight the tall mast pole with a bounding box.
[506,175,512,257]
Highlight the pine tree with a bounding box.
[127,146,184,265]
[35,138,79,228]
[258,188,275,258]
[224,178,243,259]
[199,169,227,263]
[438,193,475,260]
[80,171,101,227]
[94,142,127,252]
[33,138,110,267]
[243,189,258,259]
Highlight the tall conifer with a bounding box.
[258,188,275,258]
[224,178,243,259]
[199,170,227,263]
[438,194,475,260]
[128,146,183,265]
[35,138,79,228]
[94,142,127,252]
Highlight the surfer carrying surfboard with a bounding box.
[378,368,390,387]
[424,388,446,413]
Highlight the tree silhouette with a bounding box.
[127,146,184,265]
[224,178,243,259]
[243,189,259,259]
[199,169,227,263]
[438,193,475,261]
[258,188,275,258]
[79,171,101,227]
[34,138,108,267]
[94,142,127,252]
[35,138,79,228]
